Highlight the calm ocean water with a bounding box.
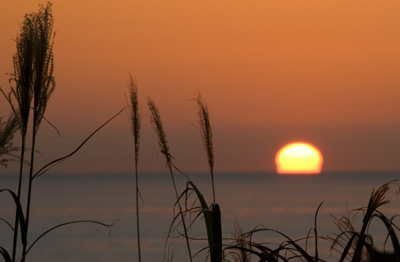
[1,171,399,261]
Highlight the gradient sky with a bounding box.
[1,0,400,174]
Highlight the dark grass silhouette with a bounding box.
[144,94,224,262]
[144,95,400,262]
[147,98,194,262]
[0,3,118,262]
[330,181,400,262]
[128,74,142,262]
[1,3,400,262]
[1,3,55,261]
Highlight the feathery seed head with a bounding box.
[0,114,19,167]
[128,75,141,160]
[31,2,55,132]
[1,2,55,136]
[196,93,214,174]
[147,99,172,166]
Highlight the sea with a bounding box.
[0,171,399,261]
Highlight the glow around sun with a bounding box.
[275,142,323,174]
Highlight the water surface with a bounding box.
[0,171,399,261]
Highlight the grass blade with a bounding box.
[211,203,222,262]
[339,234,356,262]
[351,183,391,262]
[0,189,27,246]
[32,107,125,179]
[187,181,222,262]
[314,202,323,261]
[25,220,118,256]
[0,247,12,262]
[376,214,400,262]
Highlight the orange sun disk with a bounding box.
[275,142,323,174]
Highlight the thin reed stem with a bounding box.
[22,125,38,262]
[134,163,141,262]
[12,135,26,261]
[128,75,141,262]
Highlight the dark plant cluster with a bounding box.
[0,3,114,262]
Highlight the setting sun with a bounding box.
[275,142,323,174]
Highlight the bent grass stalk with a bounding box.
[147,99,193,262]
[351,183,392,262]
[328,180,400,262]
[32,108,126,179]
[188,181,222,262]
[24,220,118,257]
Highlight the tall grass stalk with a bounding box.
[128,75,142,262]
[0,2,46,260]
[196,94,222,261]
[23,3,55,261]
[1,16,34,262]
[195,93,215,203]
[0,3,56,261]
[147,99,193,262]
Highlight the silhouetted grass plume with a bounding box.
[128,74,142,262]
[0,2,55,261]
[0,115,19,167]
[1,4,400,262]
[0,3,118,262]
[196,93,215,203]
[147,98,193,261]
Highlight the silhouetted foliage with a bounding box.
[0,114,19,167]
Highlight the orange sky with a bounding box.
[1,0,400,174]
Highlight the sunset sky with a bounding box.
[1,0,400,174]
